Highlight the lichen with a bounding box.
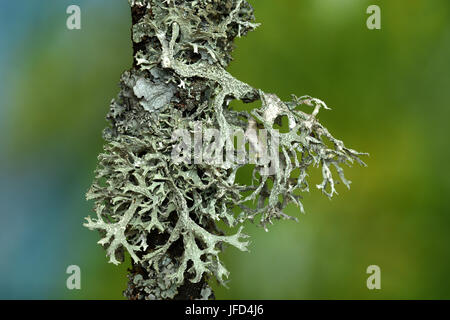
[85,0,366,300]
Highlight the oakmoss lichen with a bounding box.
[85,0,366,300]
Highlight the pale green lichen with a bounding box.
[85,0,366,300]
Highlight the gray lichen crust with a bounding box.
[85,0,366,300]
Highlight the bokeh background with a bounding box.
[1,0,449,299]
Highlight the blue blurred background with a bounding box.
[0,0,449,299]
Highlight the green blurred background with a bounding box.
[1,0,449,299]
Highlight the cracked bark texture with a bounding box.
[121,0,256,300]
[92,0,259,301]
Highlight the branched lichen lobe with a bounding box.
[85,0,366,300]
